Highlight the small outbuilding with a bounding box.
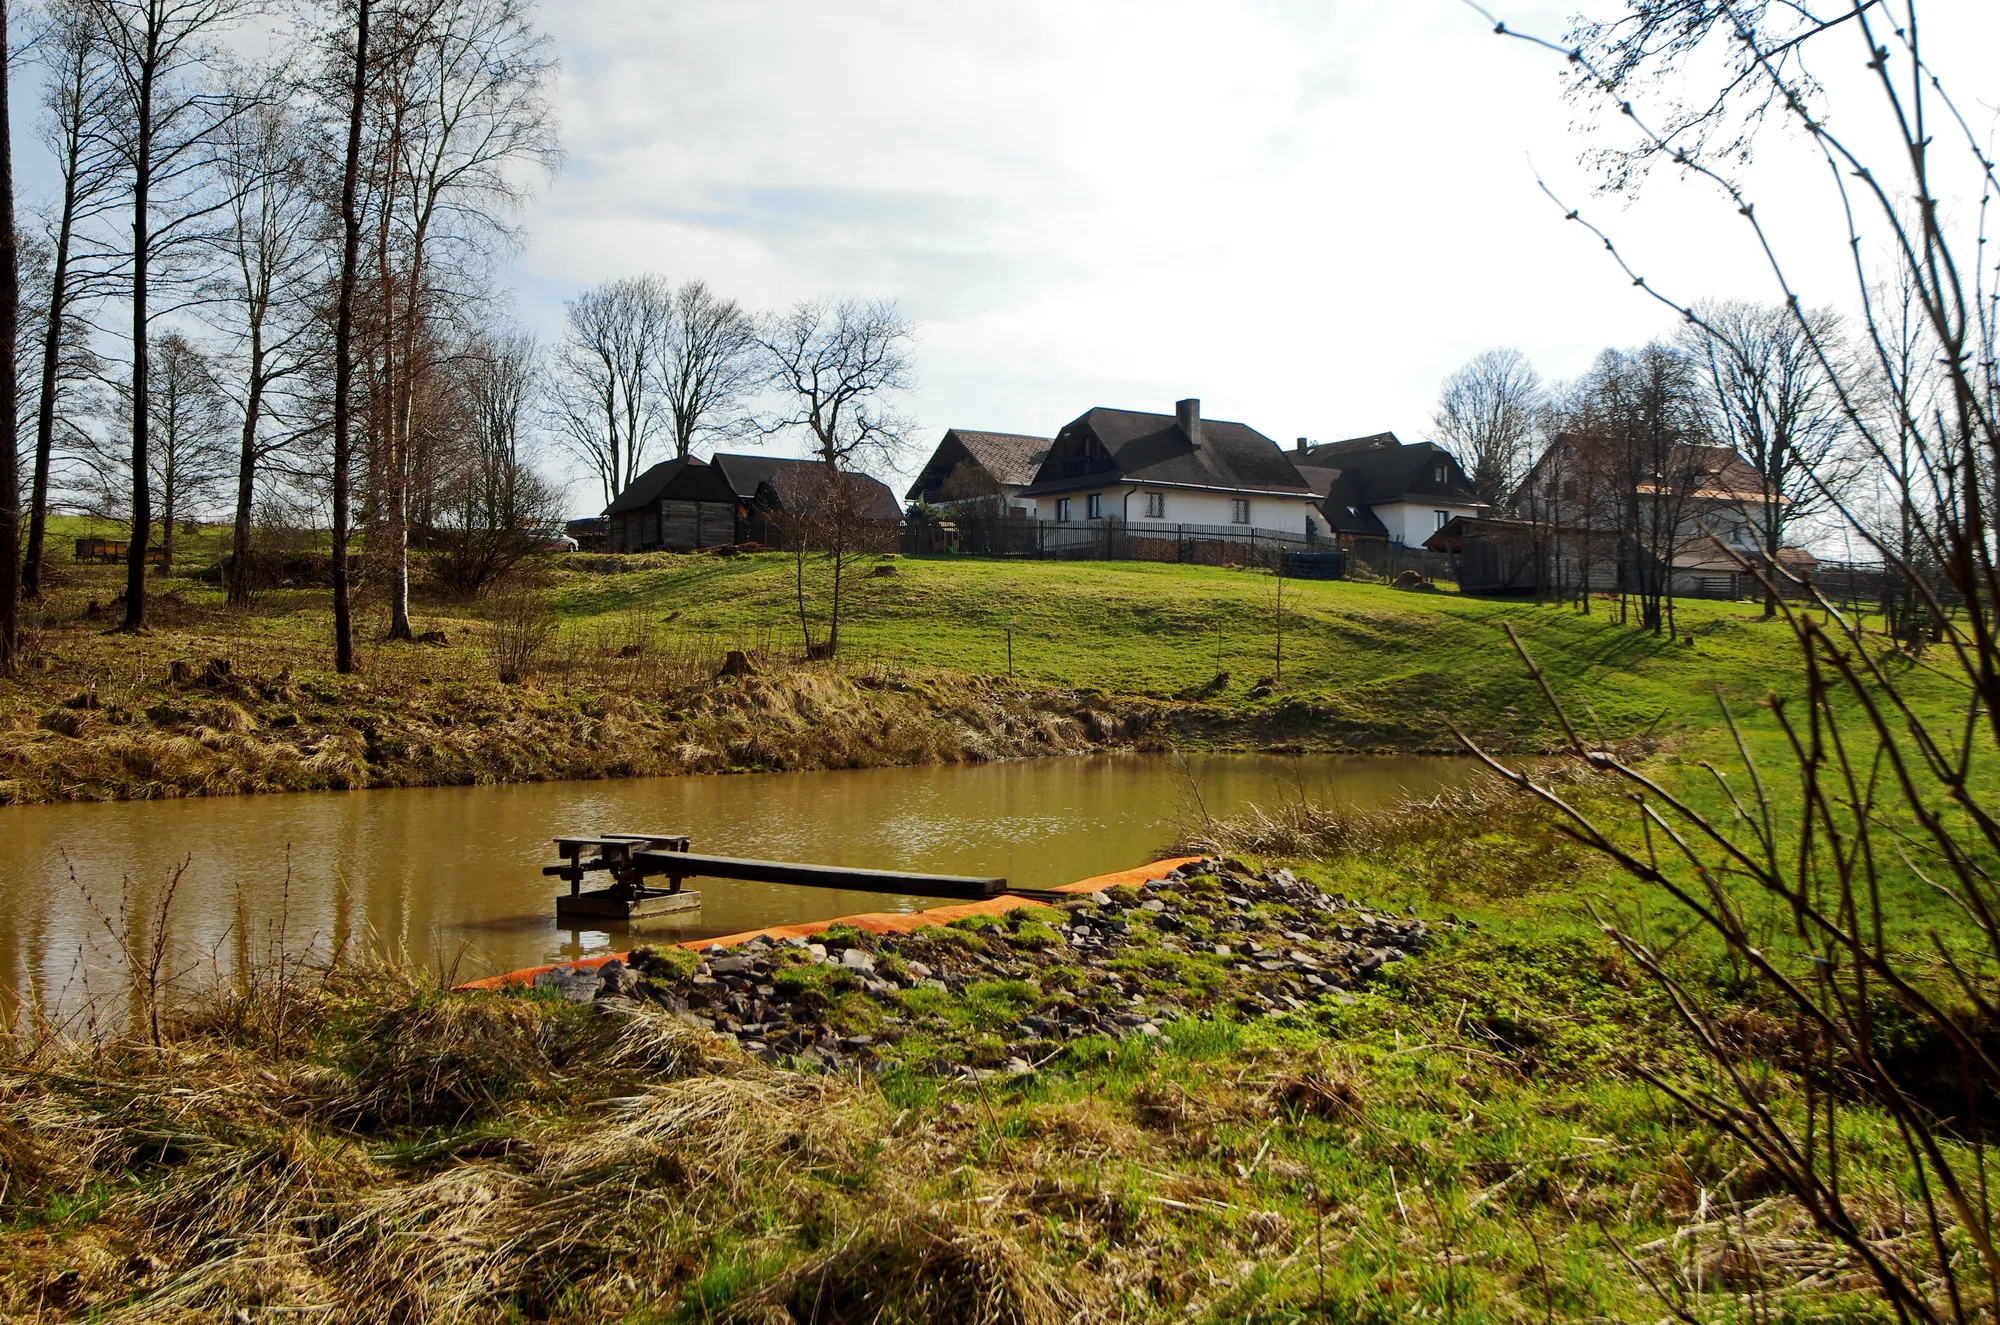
[604,457,741,552]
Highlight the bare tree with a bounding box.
[653,277,758,461]
[547,273,663,509]
[329,0,369,674]
[0,0,18,672]
[759,296,916,471]
[21,0,123,602]
[431,328,555,596]
[209,95,329,605]
[363,0,557,640]
[1432,347,1542,507]
[1683,298,1854,612]
[86,0,258,630]
[81,329,233,572]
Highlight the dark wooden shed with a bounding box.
[604,458,741,553]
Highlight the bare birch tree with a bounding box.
[363,0,556,640]
[21,0,123,602]
[209,95,329,604]
[328,0,369,674]
[86,0,258,631]
[1432,347,1542,507]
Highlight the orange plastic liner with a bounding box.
[455,856,1204,992]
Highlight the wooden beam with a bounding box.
[631,850,1007,901]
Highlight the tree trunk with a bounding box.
[228,351,262,605]
[331,0,369,675]
[122,54,154,633]
[23,187,76,603]
[0,0,18,673]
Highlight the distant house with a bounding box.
[604,456,740,552]
[564,517,608,552]
[1017,399,1321,536]
[905,429,1051,517]
[711,453,903,545]
[1292,433,1487,547]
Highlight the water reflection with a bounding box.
[0,752,1491,1014]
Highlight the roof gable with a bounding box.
[906,429,1052,501]
[605,457,738,514]
[1022,406,1313,497]
[1296,438,1484,508]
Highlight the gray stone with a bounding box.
[840,948,877,973]
[1141,899,1167,913]
[710,956,752,976]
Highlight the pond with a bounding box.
[0,752,1496,1015]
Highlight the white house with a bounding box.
[1292,433,1487,546]
[1017,400,1322,537]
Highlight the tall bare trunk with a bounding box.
[227,341,261,605]
[0,0,18,673]
[121,53,154,633]
[23,178,77,603]
[331,0,368,674]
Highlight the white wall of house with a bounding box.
[1031,486,1318,536]
[1371,501,1484,547]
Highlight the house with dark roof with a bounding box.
[905,429,1052,517]
[1292,433,1487,547]
[1017,400,1321,536]
[710,453,903,546]
[604,456,741,552]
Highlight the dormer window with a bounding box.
[1433,466,1446,483]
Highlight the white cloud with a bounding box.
[503,0,1999,507]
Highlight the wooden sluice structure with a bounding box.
[547,831,1036,925]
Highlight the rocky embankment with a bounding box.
[532,858,1445,1075]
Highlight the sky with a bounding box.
[15,1,1999,515]
[500,0,1998,509]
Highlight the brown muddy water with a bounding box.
[1,753,1492,1018]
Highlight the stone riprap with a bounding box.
[530,858,1443,1075]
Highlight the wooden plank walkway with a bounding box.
[632,849,1007,901]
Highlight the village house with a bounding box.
[1291,433,1487,547]
[1016,400,1321,536]
[904,429,1052,517]
[710,453,903,536]
[603,456,741,553]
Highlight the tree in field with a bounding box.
[328,0,370,674]
[759,297,915,658]
[209,95,330,605]
[81,330,233,572]
[549,274,664,509]
[653,278,758,462]
[1432,347,1542,507]
[21,0,123,603]
[362,0,557,641]
[85,0,258,631]
[431,329,556,596]
[1682,299,1853,612]
[759,297,915,472]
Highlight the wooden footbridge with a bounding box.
[547,832,1039,925]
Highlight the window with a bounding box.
[1435,510,1450,530]
[1143,491,1165,519]
[1055,498,1071,522]
[1231,498,1250,525]
[1434,466,1446,484]
[1086,493,1103,519]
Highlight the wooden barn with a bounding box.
[604,457,741,553]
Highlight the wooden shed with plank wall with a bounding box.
[604,457,742,553]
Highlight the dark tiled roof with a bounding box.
[905,429,1052,502]
[1020,407,1314,498]
[1308,470,1390,537]
[1295,437,1485,509]
[949,430,1051,487]
[605,456,739,515]
[711,453,903,522]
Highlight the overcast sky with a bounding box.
[501,0,1997,508]
[18,1,1995,513]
